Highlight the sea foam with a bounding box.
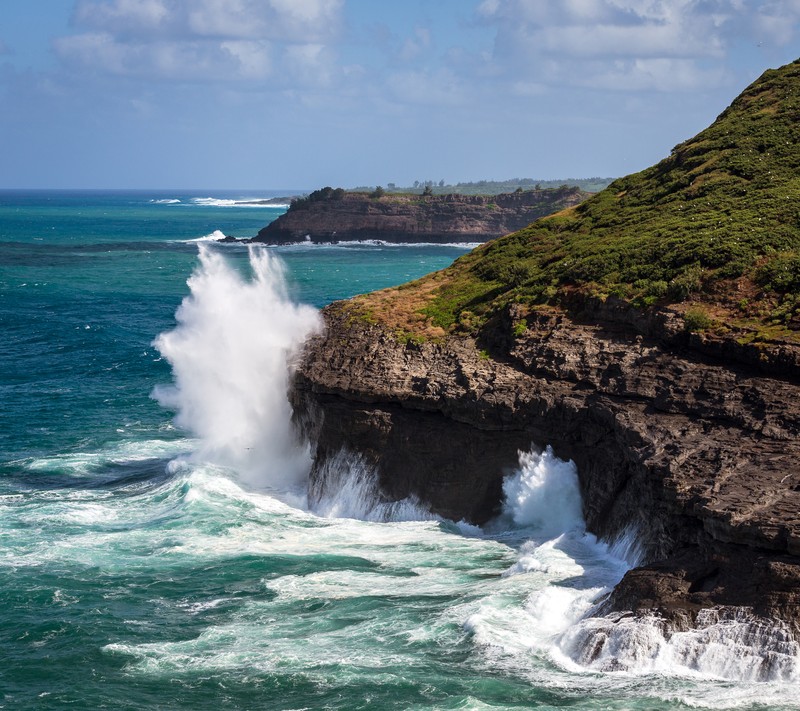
[500,445,584,537]
[483,446,800,684]
[186,229,228,243]
[190,197,288,208]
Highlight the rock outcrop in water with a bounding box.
[291,60,800,651]
[253,187,588,244]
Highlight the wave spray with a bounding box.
[152,244,321,490]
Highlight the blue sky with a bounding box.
[1,0,798,190]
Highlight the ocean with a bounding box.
[1,190,797,710]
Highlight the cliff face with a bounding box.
[292,300,800,634]
[253,188,588,244]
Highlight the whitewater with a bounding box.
[1,191,799,710]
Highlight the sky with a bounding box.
[1,0,799,190]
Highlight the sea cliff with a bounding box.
[290,59,800,652]
[293,297,800,634]
[253,187,588,244]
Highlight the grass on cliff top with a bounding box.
[353,59,800,341]
[289,184,587,208]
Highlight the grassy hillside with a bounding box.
[353,59,800,341]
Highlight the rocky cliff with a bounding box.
[253,187,588,244]
[290,60,800,653]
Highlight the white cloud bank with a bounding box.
[474,0,800,91]
[7,0,798,189]
[51,0,800,97]
[56,0,343,83]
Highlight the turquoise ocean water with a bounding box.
[1,191,798,710]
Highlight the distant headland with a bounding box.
[249,185,592,245]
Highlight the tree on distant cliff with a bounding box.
[422,185,433,196]
[288,186,345,211]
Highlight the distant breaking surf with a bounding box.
[190,197,290,209]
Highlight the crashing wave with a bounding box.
[308,449,436,522]
[560,607,800,681]
[190,197,288,208]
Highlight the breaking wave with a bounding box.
[276,239,484,250]
[470,445,800,686]
[152,244,320,491]
[308,449,436,522]
[190,197,289,209]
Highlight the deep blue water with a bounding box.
[0,190,796,710]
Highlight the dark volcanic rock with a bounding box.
[253,188,588,244]
[216,234,250,243]
[291,302,800,635]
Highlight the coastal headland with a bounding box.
[252,186,589,244]
[290,58,800,653]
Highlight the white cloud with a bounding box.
[219,41,272,79]
[522,21,724,59]
[398,26,432,62]
[186,0,268,39]
[387,68,467,106]
[267,0,343,36]
[55,32,272,82]
[60,0,342,83]
[475,0,751,91]
[74,0,170,34]
[282,43,333,86]
[74,0,343,42]
[753,0,800,45]
[586,58,728,91]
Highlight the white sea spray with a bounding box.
[152,244,321,491]
[309,448,436,522]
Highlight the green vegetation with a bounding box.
[513,321,528,337]
[350,177,615,196]
[290,186,346,210]
[684,307,714,333]
[395,329,427,346]
[405,59,800,335]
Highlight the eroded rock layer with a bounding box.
[291,302,800,633]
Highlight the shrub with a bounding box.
[755,253,800,293]
[684,307,713,332]
[668,264,704,301]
